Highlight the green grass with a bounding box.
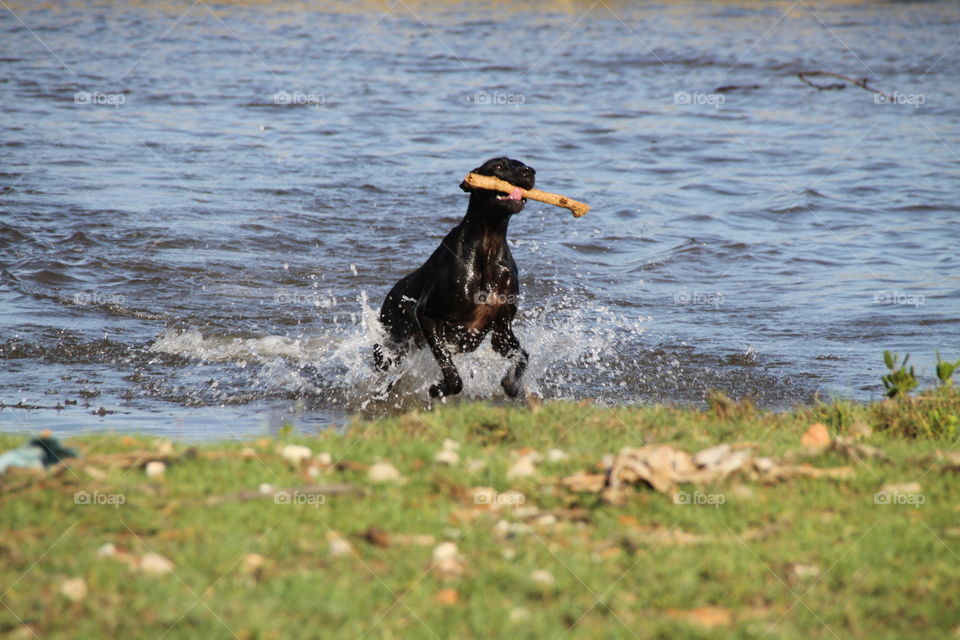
[2,391,960,639]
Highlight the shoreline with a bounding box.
[2,387,958,638]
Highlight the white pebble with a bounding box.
[145,461,166,478]
[368,462,403,484]
[506,457,537,479]
[60,577,88,602]
[281,444,312,465]
[546,448,568,462]
[434,449,460,466]
[432,542,459,563]
[140,553,174,576]
[530,569,555,588]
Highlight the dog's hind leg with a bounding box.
[491,317,529,399]
[415,310,463,398]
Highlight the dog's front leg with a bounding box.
[416,309,463,398]
[491,319,528,398]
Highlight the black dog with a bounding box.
[373,157,535,399]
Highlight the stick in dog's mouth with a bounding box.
[495,187,525,202]
[463,173,590,217]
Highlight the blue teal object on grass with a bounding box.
[0,437,78,474]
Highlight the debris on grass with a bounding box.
[665,606,733,629]
[562,442,857,502]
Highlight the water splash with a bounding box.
[148,290,648,415]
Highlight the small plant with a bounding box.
[935,351,959,387]
[881,351,917,398]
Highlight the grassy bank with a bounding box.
[2,389,959,639]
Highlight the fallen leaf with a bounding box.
[434,588,459,605]
[801,423,831,448]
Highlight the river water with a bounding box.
[1,0,958,438]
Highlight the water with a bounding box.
[2,0,958,439]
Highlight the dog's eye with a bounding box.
[493,164,502,171]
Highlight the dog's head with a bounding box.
[460,157,536,215]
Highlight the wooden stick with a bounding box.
[463,173,590,218]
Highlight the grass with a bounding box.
[2,390,960,639]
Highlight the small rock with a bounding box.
[96,542,116,557]
[534,514,557,527]
[506,456,537,480]
[241,553,267,576]
[368,462,403,484]
[530,569,555,588]
[791,563,821,579]
[154,439,174,455]
[316,452,333,466]
[258,483,276,494]
[432,542,459,563]
[59,577,88,602]
[434,449,460,466]
[442,439,460,451]
[801,423,831,448]
[327,532,353,558]
[546,448,568,462]
[432,542,465,577]
[240,447,257,460]
[140,553,175,576]
[508,607,531,623]
[145,461,166,479]
[281,444,312,465]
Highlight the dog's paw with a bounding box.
[430,378,462,398]
[500,375,525,399]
